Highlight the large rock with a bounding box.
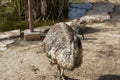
[38,26,50,33]
[93,3,114,12]
[80,10,110,23]
[114,5,120,14]
[107,0,120,4]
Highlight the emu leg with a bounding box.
[76,33,85,40]
[82,34,85,40]
[61,68,66,80]
[57,66,66,80]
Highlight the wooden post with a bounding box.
[28,0,34,32]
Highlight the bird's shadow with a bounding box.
[64,74,120,80]
[83,37,97,40]
[84,27,101,34]
[64,75,79,80]
[81,27,100,40]
[98,74,120,80]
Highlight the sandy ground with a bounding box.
[0,13,120,80]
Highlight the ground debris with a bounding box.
[0,40,15,51]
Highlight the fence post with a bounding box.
[28,0,34,32]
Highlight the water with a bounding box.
[69,2,93,19]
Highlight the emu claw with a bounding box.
[60,77,66,80]
[60,75,67,80]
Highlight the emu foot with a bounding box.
[60,75,79,80]
[60,75,67,80]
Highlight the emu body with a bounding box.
[43,22,83,80]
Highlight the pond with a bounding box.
[69,2,93,19]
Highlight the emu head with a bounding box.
[72,19,86,39]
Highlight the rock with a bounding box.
[80,10,110,23]
[107,0,120,4]
[3,40,15,45]
[114,5,120,14]
[79,2,115,23]
[0,34,9,40]
[0,42,6,47]
[0,47,7,51]
[38,26,50,33]
[0,30,20,40]
[0,40,15,51]
[93,3,114,12]
[65,21,72,26]
[111,13,120,21]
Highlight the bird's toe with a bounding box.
[60,75,67,80]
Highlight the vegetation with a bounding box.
[0,0,69,32]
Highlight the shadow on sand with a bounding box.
[63,75,79,80]
[98,74,120,80]
[84,27,101,34]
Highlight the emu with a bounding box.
[66,19,86,40]
[74,26,85,40]
[43,22,83,80]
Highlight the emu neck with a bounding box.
[60,23,73,45]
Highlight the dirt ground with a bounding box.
[0,13,120,80]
